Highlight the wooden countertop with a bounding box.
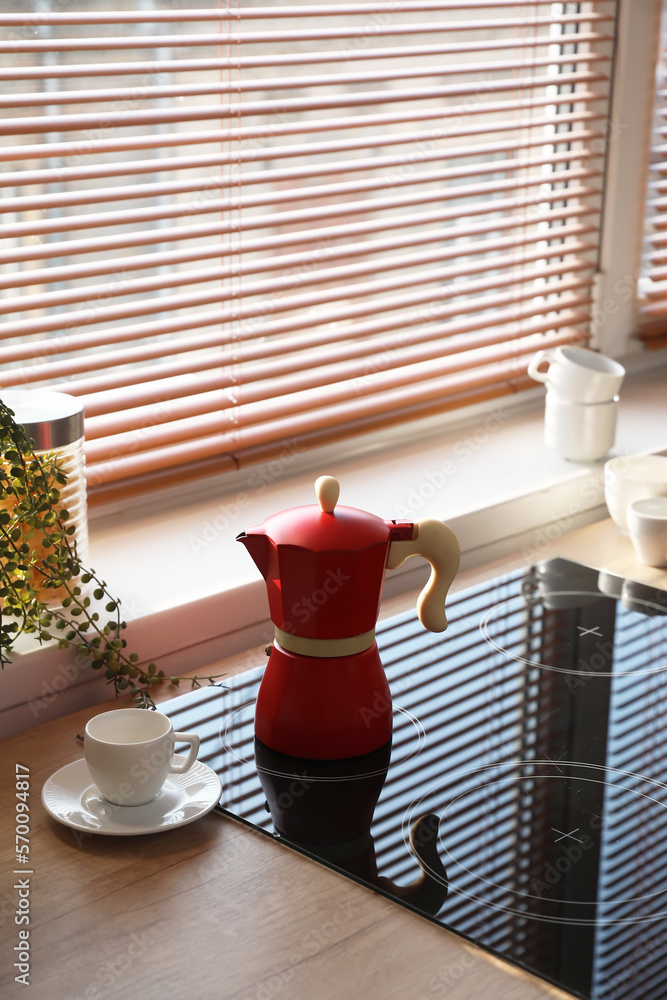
[1,519,664,1000]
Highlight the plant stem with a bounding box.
[0,401,230,707]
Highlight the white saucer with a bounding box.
[41,756,222,836]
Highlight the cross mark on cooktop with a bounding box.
[577,625,603,638]
[543,751,566,773]
[552,827,584,844]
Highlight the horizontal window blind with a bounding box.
[0,1,617,503]
[636,0,667,349]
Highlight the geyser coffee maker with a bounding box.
[237,476,460,760]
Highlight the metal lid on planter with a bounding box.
[0,390,84,450]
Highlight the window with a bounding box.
[0,3,624,504]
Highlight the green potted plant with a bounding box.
[0,399,222,707]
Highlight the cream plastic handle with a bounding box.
[387,519,460,632]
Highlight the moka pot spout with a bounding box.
[236,529,269,580]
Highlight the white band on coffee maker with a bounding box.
[274,627,376,658]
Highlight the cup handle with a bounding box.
[527,349,552,384]
[169,731,200,773]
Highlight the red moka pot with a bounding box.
[237,476,460,759]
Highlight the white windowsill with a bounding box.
[2,349,666,734]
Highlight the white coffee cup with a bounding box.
[627,497,667,567]
[604,454,667,534]
[528,345,625,403]
[544,391,618,462]
[84,708,200,806]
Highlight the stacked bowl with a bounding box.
[604,454,667,567]
[528,345,625,462]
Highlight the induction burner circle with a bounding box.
[220,700,426,780]
[480,593,667,677]
[402,759,667,925]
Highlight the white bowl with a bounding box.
[627,497,667,567]
[544,393,618,462]
[604,454,667,534]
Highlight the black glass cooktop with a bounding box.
[162,558,667,1000]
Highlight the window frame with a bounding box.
[592,0,663,356]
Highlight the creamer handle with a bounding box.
[527,349,554,385]
[387,519,460,632]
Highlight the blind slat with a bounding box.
[0,125,604,198]
[0,245,597,342]
[0,2,602,23]
[83,348,574,486]
[0,226,596,318]
[84,373,538,502]
[0,165,603,242]
[0,93,608,165]
[83,341,568,464]
[3,54,612,110]
[2,289,594,391]
[83,307,594,436]
[0,14,614,52]
[1,146,598,219]
[2,72,608,136]
[0,33,613,80]
[0,181,602,274]
[0,243,597,367]
[0,197,599,289]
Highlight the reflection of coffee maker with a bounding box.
[255,739,448,916]
[237,476,460,760]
